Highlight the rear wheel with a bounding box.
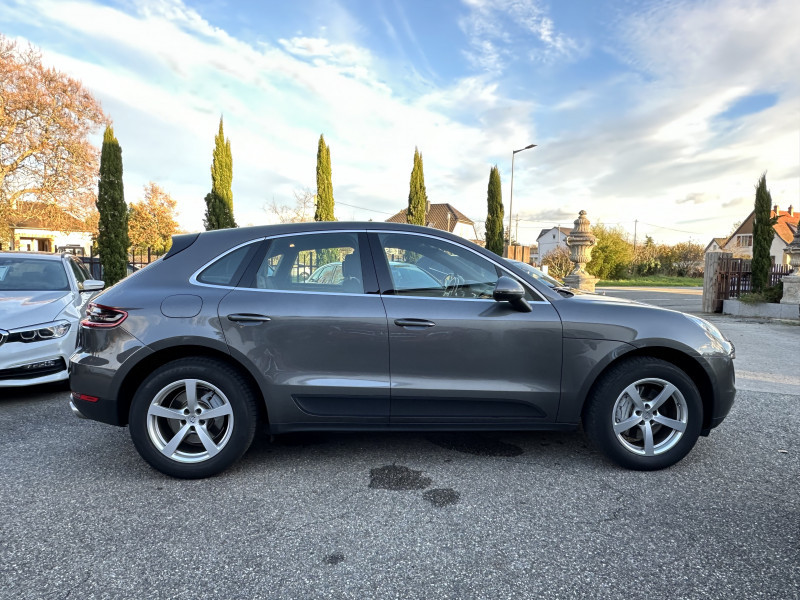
[129,358,257,478]
[583,357,703,470]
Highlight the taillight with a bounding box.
[81,303,128,328]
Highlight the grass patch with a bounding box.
[597,276,704,287]
[737,283,783,304]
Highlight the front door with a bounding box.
[370,231,563,425]
[218,231,390,429]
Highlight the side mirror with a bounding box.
[81,279,105,291]
[493,276,531,312]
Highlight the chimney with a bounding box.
[773,204,779,214]
[789,205,794,216]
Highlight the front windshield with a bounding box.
[510,261,564,288]
[0,257,70,291]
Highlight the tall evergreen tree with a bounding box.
[751,172,777,293]
[204,117,236,230]
[96,126,128,287]
[407,147,427,225]
[314,134,335,221]
[485,165,504,255]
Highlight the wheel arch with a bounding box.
[579,347,714,433]
[115,346,269,427]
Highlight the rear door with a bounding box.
[217,231,390,429]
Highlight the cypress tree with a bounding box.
[96,126,128,287]
[407,147,427,225]
[314,134,335,221]
[485,165,504,255]
[204,117,236,230]
[751,173,776,293]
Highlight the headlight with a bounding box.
[684,314,734,356]
[7,320,71,343]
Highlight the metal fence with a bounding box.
[81,247,164,280]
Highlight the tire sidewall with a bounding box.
[585,358,703,471]
[129,358,256,479]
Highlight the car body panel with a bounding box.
[218,288,391,424]
[382,294,563,423]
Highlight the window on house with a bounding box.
[736,235,753,247]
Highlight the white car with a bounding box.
[0,252,103,387]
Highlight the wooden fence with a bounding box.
[704,252,792,312]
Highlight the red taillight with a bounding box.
[81,302,128,328]
[72,392,99,403]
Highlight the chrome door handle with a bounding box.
[227,313,271,323]
[394,318,435,328]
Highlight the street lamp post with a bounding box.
[507,143,537,252]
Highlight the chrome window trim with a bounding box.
[372,229,549,303]
[189,238,267,290]
[189,230,366,292]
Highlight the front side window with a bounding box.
[377,233,498,299]
[251,232,364,294]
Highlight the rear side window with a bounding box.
[196,244,257,286]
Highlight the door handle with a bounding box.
[394,318,436,328]
[227,313,271,323]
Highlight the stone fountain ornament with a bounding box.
[564,210,598,292]
[780,223,800,305]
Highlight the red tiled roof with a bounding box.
[386,203,474,232]
[773,210,799,245]
[11,201,91,232]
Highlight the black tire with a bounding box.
[583,357,702,470]
[129,357,258,478]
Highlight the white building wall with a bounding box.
[537,228,568,259]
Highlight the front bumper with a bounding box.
[703,354,736,432]
[0,329,77,387]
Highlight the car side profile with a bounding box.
[69,222,736,478]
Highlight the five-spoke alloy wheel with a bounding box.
[130,358,257,478]
[584,357,702,470]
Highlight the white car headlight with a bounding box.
[8,320,71,343]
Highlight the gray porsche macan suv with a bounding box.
[69,222,735,478]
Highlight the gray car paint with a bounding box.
[69,221,735,438]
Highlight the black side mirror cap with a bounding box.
[493,276,532,312]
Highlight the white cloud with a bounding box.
[458,0,582,72]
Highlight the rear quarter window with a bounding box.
[196,243,258,286]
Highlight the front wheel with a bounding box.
[583,357,703,470]
[129,358,258,478]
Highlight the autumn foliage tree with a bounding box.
[128,182,178,254]
[0,34,106,241]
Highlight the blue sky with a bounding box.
[2,0,798,245]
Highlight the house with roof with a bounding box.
[1,202,94,254]
[704,237,728,254]
[536,226,572,260]
[386,202,479,243]
[716,204,798,264]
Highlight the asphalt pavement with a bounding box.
[1,292,798,600]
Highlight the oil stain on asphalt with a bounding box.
[323,552,345,566]
[369,464,432,490]
[426,433,524,457]
[369,465,461,508]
